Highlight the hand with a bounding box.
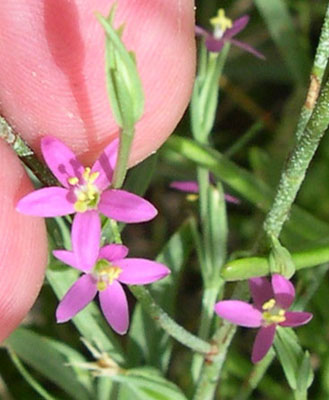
[0,0,195,342]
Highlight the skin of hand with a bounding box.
[0,0,196,341]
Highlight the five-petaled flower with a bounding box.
[214,274,312,363]
[17,137,157,239]
[195,9,265,59]
[53,219,170,334]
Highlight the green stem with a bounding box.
[296,3,329,140]
[129,285,212,354]
[264,77,329,238]
[222,244,329,280]
[112,126,134,189]
[7,348,56,400]
[0,117,57,186]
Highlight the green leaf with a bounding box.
[274,327,313,393]
[254,0,310,84]
[127,220,194,371]
[116,368,188,400]
[5,328,92,400]
[164,135,329,242]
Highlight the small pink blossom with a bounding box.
[17,137,157,239]
[170,179,239,204]
[196,9,265,59]
[214,274,312,363]
[53,220,170,334]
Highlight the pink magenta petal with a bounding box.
[224,194,240,204]
[99,189,158,223]
[170,181,199,193]
[41,136,84,188]
[251,324,276,363]
[230,39,265,60]
[214,300,262,327]
[16,187,74,217]
[205,36,224,52]
[99,280,129,335]
[115,259,171,285]
[280,311,313,327]
[52,250,81,270]
[195,25,210,37]
[72,211,100,272]
[272,274,295,309]
[91,138,118,191]
[98,244,129,262]
[224,16,249,39]
[249,277,274,310]
[56,274,97,323]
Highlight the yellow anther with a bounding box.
[107,266,122,285]
[74,201,88,213]
[262,299,276,311]
[68,176,79,185]
[210,9,232,32]
[77,192,87,202]
[83,167,91,181]
[97,281,107,291]
[90,171,100,183]
[186,194,199,202]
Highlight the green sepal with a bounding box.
[269,236,296,278]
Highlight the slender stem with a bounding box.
[129,285,212,354]
[225,121,263,158]
[112,126,134,189]
[296,3,329,140]
[7,348,56,400]
[264,77,329,238]
[0,117,57,186]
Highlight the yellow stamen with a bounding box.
[96,263,122,291]
[90,171,100,183]
[74,201,88,213]
[210,9,232,32]
[83,167,91,181]
[262,298,276,311]
[186,194,199,202]
[68,176,79,185]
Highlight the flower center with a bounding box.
[93,259,122,291]
[261,298,286,325]
[68,167,100,213]
[210,9,232,39]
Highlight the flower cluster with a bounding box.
[215,274,312,362]
[17,137,170,333]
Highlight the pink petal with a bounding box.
[272,274,295,309]
[251,324,276,363]
[56,274,97,323]
[280,311,313,327]
[230,39,265,60]
[205,36,224,53]
[99,189,157,223]
[52,250,81,270]
[170,181,199,193]
[249,277,274,310]
[16,187,74,217]
[115,259,171,285]
[41,136,84,188]
[224,194,240,204]
[99,280,129,335]
[72,211,100,272]
[224,16,249,39]
[98,244,129,262]
[214,300,262,327]
[91,138,118,191]
[195,25,210,37]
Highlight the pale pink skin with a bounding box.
[0,0,196,166]
[0,0,196,341]
[215,274,313,363]
[0,141,47,342]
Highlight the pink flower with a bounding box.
[214,274,312,363]
[17,137,157,237]
[196,9,265,59]
[53,219,170,334]
[170,180,239,204]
